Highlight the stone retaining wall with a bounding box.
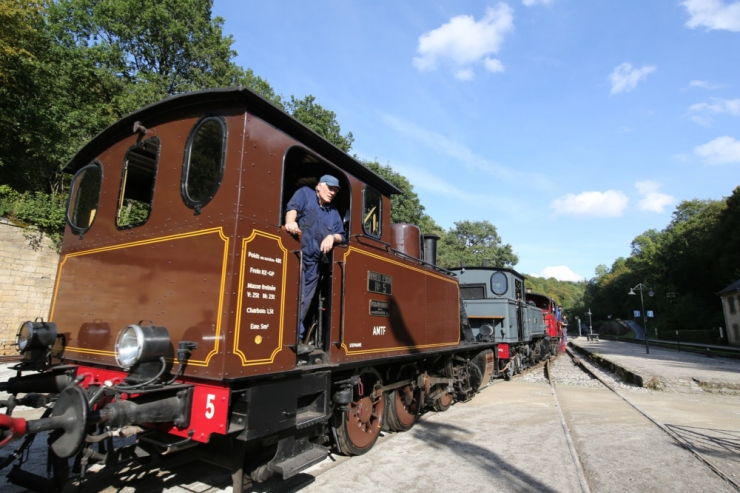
[0,220,59,355]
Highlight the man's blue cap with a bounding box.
[319,175,341,189]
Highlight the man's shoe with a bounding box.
[296,343,314,355]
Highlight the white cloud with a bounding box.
[413,4,513,80]
[483,57,505,73]
[694,136,740,164]
[690,115,713,126]
[688,98,740,116]
[682,0,740,32]
[522,0,552,6]
[550,190,629,218]
[635,181,675,213]
[609,62,656,94]
[689,79,725,90]
[534,266,585,282]
[455,68,475,81]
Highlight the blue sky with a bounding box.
[213,0,740,282]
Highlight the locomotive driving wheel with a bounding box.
[431,358,454,412]
[334,368,385,456]
[431,390,453,412]
[386,365,421,432]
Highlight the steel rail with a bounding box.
[564,347,740,493]
[544,359,592,493]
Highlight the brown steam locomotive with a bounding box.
[0,87,502,491]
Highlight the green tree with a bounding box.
[48,0,240,101]
[715,186,740,283]
[286,95,354,152]
[237,68,285,108]
[437,220,518,269]
[361,159,443,234]
[525,275,585,311]
[0,0,123,195]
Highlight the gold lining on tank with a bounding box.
[50,227,230,367]
[232,230,288,366]
[340,246,460,356]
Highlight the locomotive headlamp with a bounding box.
[16,321,57,354]
[114,323,170,369]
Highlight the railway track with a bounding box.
[545,350,740,493]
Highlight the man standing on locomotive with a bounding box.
[285,175,345,355]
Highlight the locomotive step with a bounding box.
[295,410,327,429]
[267,437,328,479]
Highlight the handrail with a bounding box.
[351,234,455,276]
[293,249,303,348]
[389,248,456,275]
[351,234,391,251]
[337,260,346,348]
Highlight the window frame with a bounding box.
[279,147,352,239]
[729,296,737,315]
[490,271,508,297]
[180,115,227,213]
[66,161,103,236]
[115,137,161,230]
[460,283,487,300]
[361,186,382,239]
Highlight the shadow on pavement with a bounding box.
[411,419,561,493]
[666,424,740,462]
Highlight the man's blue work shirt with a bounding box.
[286,186,346,262]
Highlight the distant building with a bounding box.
[717,279,740,347]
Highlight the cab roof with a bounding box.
[63,87,401,196]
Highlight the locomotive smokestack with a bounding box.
[423,234,440,266]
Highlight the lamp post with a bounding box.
[586,308,593,338]
[629,283,654,354]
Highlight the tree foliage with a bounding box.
[437,220,518,269]
[0,185,66,245]
[0,0,123,196]
[48,0,240,98]
[286,95,354,152]
[361,160,442,235]
[576,187,740,335]
[525,275,585,312]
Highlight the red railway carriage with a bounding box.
[525,291,560,339]
[0,88,494,491]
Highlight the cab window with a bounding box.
[182,116,226,212]
[362,187,381,238]
[67,162,102,234]
[280,146,350,236]
[490,271,508,296]
[116,138,160,229]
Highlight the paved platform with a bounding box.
[570,337,740,392]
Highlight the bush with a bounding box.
[0,185,66,248]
